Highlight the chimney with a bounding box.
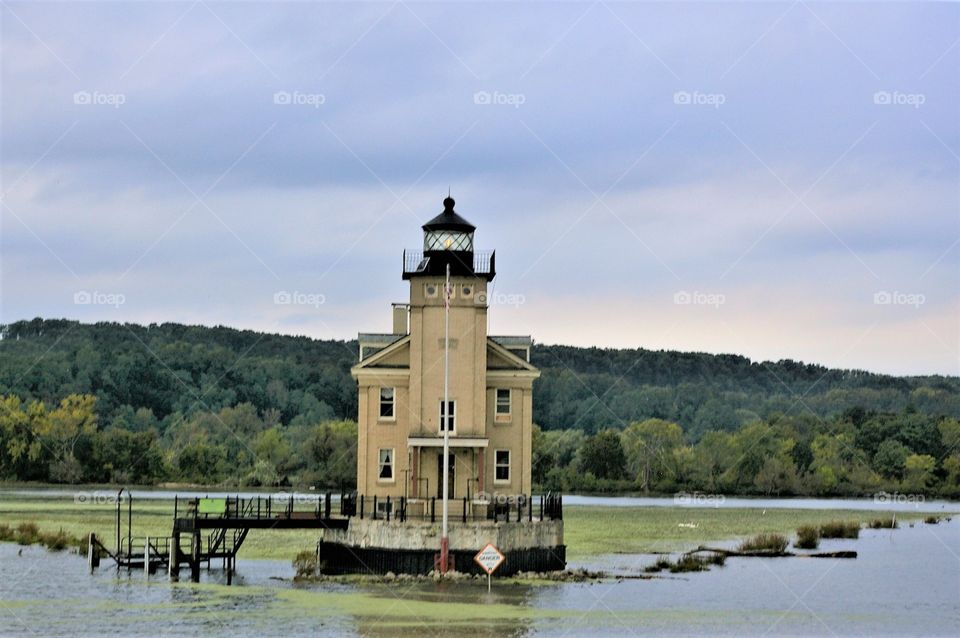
[392,303,409,335]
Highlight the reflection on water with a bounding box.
[1,514,958,636]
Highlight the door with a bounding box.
[436,451,455,499]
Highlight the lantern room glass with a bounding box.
[424,230,473,252]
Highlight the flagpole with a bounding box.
[440,263,451,574]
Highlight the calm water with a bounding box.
[1,493,958,636]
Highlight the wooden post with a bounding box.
[190,532,201,583]
[87,533,97,573]
[115,493,121,558]
[127,494,132,567]
[169,533,180,580]
[144,536,150,579]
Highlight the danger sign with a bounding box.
[474,543,505,575]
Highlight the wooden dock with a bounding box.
[93,492,351,584]
[91,491,562,583]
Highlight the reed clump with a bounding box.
[293,549,320,579]
[923,516,940,525]
[643,557,673,573]
[0,521,81,551]
[868,516,898,529]
[738,533,788,553]
[819,520,860,539]
[795,525,820,549]
[644,552,725,574]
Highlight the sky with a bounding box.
[1,1,958,376]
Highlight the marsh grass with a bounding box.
[643,557,674,573]
[868,516,898,529]
[0,494,938,560]
[923,516,940,525]
[644,552,725,574]
[794,525,820,549]
[738,533,788,553]
[293,549,319,578]
[0,521,81,551]
[819,520,860,539]
[670,554,713,573]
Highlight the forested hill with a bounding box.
[2,318,958,439]
[531,345,959,437]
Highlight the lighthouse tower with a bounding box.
[352,196,539,509]
[317,196,563,577]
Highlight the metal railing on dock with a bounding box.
[92,489,561,584]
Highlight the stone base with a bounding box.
[316,518,565,576]
[316,542,566,576]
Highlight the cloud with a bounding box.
[1,1,957,375]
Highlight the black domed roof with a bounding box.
[422,196,476,232]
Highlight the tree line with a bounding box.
[534,412,960,498]
[1,318,958,496]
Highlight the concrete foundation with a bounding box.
[317,518,565,576]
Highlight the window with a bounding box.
[424,230,473,252]
[379,387,395,420]
[439,400,456,432]
[495,450,510,483]
[378,448,394,482]
[496,389,511,416]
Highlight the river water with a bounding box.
[1,491,957,636]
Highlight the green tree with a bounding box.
[903,454,936,492]
[691,430,738,492]
[620,419,683,492]
[578,429,626,480]
[872,439,911,479]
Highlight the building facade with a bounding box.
[351,197,540,511]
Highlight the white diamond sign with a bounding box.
[474,543,505,575]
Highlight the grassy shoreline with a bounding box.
[0,494,942,562]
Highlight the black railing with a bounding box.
[349,493,561,523]
[401,249,495,276]
[177,492,561,525]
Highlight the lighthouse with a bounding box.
[353,196,539,509]
[317,196,564,577]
